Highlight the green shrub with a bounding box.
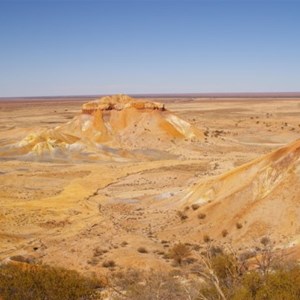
[198,247,300,300]
[0,263,102,300]
[111,269,197,300]
[231,266,300,300]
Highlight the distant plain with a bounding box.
[0,96,299,275]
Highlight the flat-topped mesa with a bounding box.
[82,94,165,114]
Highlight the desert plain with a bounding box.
[0,95,299,277]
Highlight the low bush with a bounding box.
[203,234,211,243]
[236,222,243,229]
[93,247,107,257]
[102,260,116,268]
[177,211,188,221]
[137,247,148,254]
[198,213,206,220]
[111,269,198,300]
[0,263,102,300]
[191,204,200,211]
[169,243,191,265]
[221,229,228,237]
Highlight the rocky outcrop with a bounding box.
[82,94,165,114]
[1,94,203,161]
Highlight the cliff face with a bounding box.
[81,94,165,114]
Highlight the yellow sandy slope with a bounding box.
[181,139,300,245]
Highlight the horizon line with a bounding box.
[1,91,300,100]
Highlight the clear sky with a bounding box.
[0,0,299,97]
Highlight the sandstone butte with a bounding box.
[0,95,203,159]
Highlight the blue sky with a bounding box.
[0,0,299,97]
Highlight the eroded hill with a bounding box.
[0,95,203,161]
[173,139,300,248]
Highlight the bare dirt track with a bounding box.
[0,97,299,276]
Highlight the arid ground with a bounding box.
[0,96,299,277]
